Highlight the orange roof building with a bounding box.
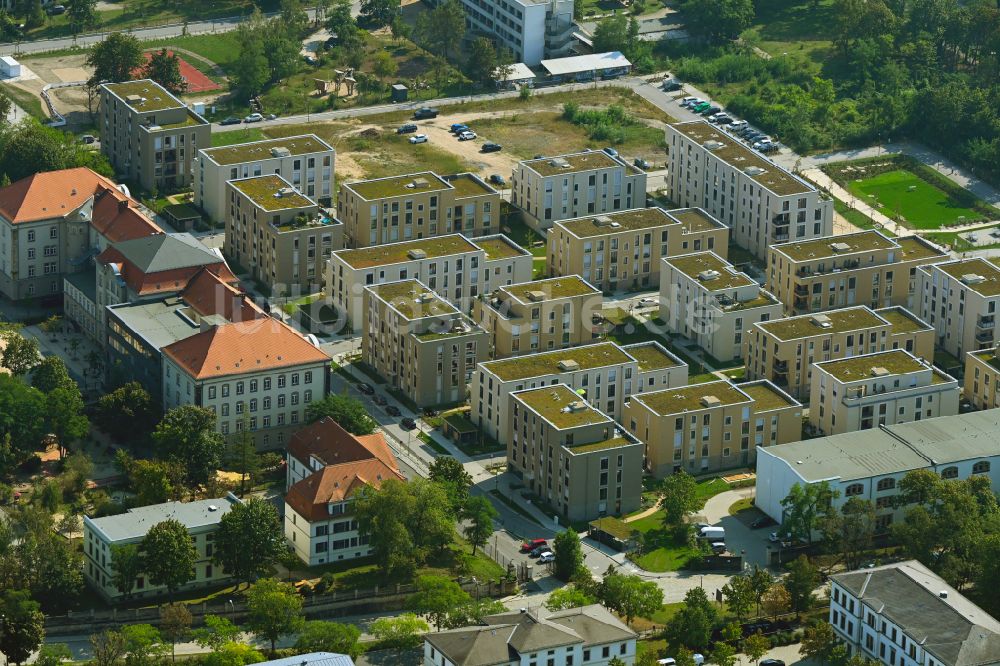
[283,417,404,566]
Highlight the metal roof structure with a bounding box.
[540,51,631,76]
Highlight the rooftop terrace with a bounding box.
[816,350,929,383]
[666,252,754,290]
[758,306,887,341]
[513,384,610,429]
[475,236,528,260]
[671,122,811,196]
[368,279,456,320]
[346,172,451,200]
[203,135,331,166]
[875,307,931,335]
[482,341,633,381]
[739,381,798,411]
[558,208,675,238]
[668,208,726,233]
[104,79,183,113]
[336,234,478,269]
[633,380,749,415]
[524,151,624,177]
[623,342,683,372]
[934,258,1000,297]
[500,276,599,303]
[150,110,207,130]
[772,230,896,263]
[230,176,313,212]
[443,173,495,198]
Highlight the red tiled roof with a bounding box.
[0,168,127,224]
[161,319,329,379]
[285,458,405,522]
[181,268,263,323]
[287,417,397,471]
[90,188,163,243]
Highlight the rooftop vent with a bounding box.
[744,166,767,176]
[703,140,724,151]
[961,273,986,285]
[698,269,721,282]
[830,242,852,252]
[526,290,547,302]
[811,314,833,329]
[557,359,580,372]
[125,94,144,105]
[408,177,431,189]
[594,215,614,227]
[701,395,722,408]
[270,147,292,158]
[549,158,570,168]
[870,366,890,377]
[416,291,434,303]
[275,187,295,197]
[407,248,428,260]
[566,400,588,413]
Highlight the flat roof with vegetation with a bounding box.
[896,236,948,262]
[668,208,726,233]
[568,436,638,455]
[623,342,683,371]
[150,110,208,130]
[482,341,633,381]
[666,252,754,290]
[558,208,676,238]
[815,349,929,383]
[969,348,1000,373]
[367,279,457,320]
[474,236,529,260]
[633,379,750,416]
[875,307,931,335]
[500,276,599,303]
[104,79,183,113]
[336,234,479,269]
[772,230,897,263]
[739,381,798,411]
[934,258,1000,297]
[524,151,624,177]
[512,384,610,429]
[345,172,452,200]
[443,173,495,198]
[203,135,331,166]
[230,176,313,211]
[671,121,812,197]
[758,306,887,341]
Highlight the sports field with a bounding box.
[846,169,982,229]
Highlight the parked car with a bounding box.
[488,174,506,186]
[396,123,418,134]
[520,538,547,553]
[710,542,727,554]
[481,142,503,153]
[633,157,652,170]
[681,97,701,107]
[692,102,711,113]
[450,123,470,133]
[529,544,548,557]
[303,54,318,65]
[413,107,439,119]
[80,134,96,145]
[662,79,683,92]
[637,296,658,307]
[385,405,401,417]
[458,130,477,141]
[602,147,619,157]
[244,113,264,123]
[537,551,555,563]
[760,143,781,154]
[219,116,242,126]
[760,660,785,666]
[324,36,338,49]
[699,105,721,116]
[750,516,774,529]
[266,113,277,120]
[46,4,65,14]
[373,394,388,406]
[711,114,733,125]
[409,134,428,144]
[753,139,773,150]
[729,120,748,131]
[657,659,677,666]
[356,382,375,395]
[401,417,417,430]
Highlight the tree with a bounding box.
[407,574,473,630]
[836,497,877,570]
[461,495,498,555]
[609,659,628,666]
[66,0,97,34]
[0,375,46,475]
[0,331,40,376]
[326,0,362,50]
[95,382,159,443]
[659,470,699,525]
[214,496,286,586]
[359,0,399,27]
[117,453,182,505]
[592,14,638,54]
[111,543,144,599]
[86,32,144,88]
[223,421,261,497]
[761,583,791,620]
[0,589,45,665]
[429,456,473,510]
[203,643,265,666]
[597,573,664,625]
[467,37,498,86]
[371,51,398,89]
[553,528,585,581]
[780,481,840,545]
[192,615,242,652]
[231,21,270,99]
[305,394,377,434]
[90,629,127,666]
[140,519,196,599]
[121,624,166,666]
[36,644,72,666]
[153,405,226,486]
[144,49,187,94]
[414,0,465,58]
[721,574,755,621]
[31,356,75,394]
[747,565,774,616]
[800,621,841,663]
[545,585,596,611]
[0,118,111,184]
[785,556,820,611]
[295,621,362,659]
[711,641,737,666]
[245,578,305,654]
[160,603,193,662]
[368,613,429,649]
[47,385,89,458]
[744,632,770,666]
[683,0,755,42]
[280,0,310,35]
[664,587,717,652]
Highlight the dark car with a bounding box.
[219,116,242,126]
[481,142,502,153]
[401,417,417,430]
[662,79,682,92]
[529,544,549,558]
[356,382,375,395]
[397,123,418,134]
[760,660,785,666]
[488,174,506,186]
[373,394,388,406]
[700,105,721,116]
[324,36,338,49]
[385,405,401,417]
[46,4,66,14]
[413,107,439,119]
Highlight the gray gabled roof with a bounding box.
[833,561,1000,666]
[112,232,220,273]
[248,653,354,666]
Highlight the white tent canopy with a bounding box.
[540,51,631,77]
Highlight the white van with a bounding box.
[698,526,725,540]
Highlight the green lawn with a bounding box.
[845,169,984,229]
[211,128,268,148]
[0,84,46,121]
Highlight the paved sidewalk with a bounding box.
[800,168,906,236]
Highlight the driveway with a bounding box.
[692,487,777,569]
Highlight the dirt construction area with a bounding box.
[7,53,93,125]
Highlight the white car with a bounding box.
[243,113,264,123]
[409,134,428,144]
[637,297,658,307]
[458,130,477,141]
[537,550,555,563]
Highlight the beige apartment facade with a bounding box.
[664,121,833,260]
[767,231,947,315]
[327,234,532,326]
[810,349,958,436]
[623,379,801,476]
[964,347,1000,410]
[509,384,643,521]
[624,341,689,393]
[99,80,210,192]
[661,252,782,362]
[547,207,729,292]
[339,172,500,247]
[194,135,335,223]
[512,151,647,232]
[363,279,488,408]
[224,175,343,296]
[474,275,603,358]
[915,257,1000,360]
[744,305,936,401]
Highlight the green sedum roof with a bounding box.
[482,341,633,381]
[513,384,610,429]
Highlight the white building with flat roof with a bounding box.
[445,0,575,66]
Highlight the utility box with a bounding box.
[0,56,22,78]
[390,83,408,102]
